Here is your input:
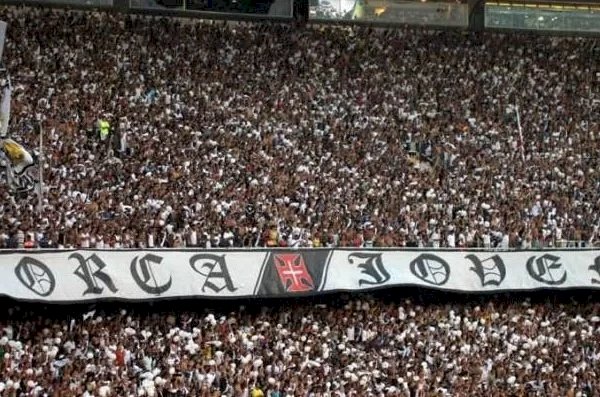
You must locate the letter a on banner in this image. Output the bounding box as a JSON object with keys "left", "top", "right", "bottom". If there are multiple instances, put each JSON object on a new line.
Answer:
{"left": 189, "top": 254, "right": 237, "bottom": 293}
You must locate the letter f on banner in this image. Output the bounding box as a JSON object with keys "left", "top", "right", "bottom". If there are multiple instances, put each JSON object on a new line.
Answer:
{"left": 71, "top": 253, "right": 118, "bottom": 295}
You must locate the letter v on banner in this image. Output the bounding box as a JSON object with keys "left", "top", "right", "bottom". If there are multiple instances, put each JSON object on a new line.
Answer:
{"left": 465, "top": 254, "right": 506, "bottom": 287}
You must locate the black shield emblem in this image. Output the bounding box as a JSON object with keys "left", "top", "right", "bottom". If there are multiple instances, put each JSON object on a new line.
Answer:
{"left": 14, "top": 257, "right": 56, "bottom": 297}
{"left": 409, "top": 254, "right": 450, "bottom": 286}
{"left": 348, "top": 253, "right": 391, "bottom": 287}
{"left": 130, "top": 254, "right": 172, "bottom": 295}
{"left": 254, "top": 250, "right": 332, "bottom": 296}
{"left": 526, "top": 254, "right": 567, "bottom": 285}
{"left": 465, "top": 254, "right": 506, "bottom": 287}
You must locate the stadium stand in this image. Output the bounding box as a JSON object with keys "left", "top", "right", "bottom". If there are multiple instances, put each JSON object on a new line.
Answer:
{"left": 0, "top": 8, "right": 598, "bottom": 249}
{"left": 0, "top": 6, "right": 599, "bottom": 397}
{"left": 1, "top": 290, "right": 600, "bottom": 396}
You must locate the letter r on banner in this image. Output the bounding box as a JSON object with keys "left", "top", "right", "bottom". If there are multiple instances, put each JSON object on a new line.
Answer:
{"left": 71, "top": 253, "right": 118, "bottom": 296}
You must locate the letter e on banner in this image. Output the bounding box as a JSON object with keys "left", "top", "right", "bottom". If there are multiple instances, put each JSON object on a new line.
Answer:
{"left": 526, "top": 254, "right": 566, "bottom": 285}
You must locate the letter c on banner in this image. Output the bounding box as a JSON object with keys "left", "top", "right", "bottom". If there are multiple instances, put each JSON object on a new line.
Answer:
{"left": 130, "top": 254, "right": 172, "bottom": 295}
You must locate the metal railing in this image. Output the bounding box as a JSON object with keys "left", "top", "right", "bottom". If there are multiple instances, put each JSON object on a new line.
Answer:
{"left": 0, "top": 241, "right": 594, "bottom": 251}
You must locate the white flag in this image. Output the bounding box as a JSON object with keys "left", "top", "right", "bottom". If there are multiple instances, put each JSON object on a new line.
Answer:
{"left": 0, "top": 21, "right": 6, "bottom": 63}
{"left": 82, "top": 309, "right": 96, "bottom": 322}
{"left": 0, "top": 84, "right": 11, "bottom": 138}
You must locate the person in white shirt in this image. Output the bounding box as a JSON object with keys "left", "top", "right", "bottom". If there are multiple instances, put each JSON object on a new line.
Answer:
{"left": 446, "top": 227, "right": 455, "bottom": 248}
{"left": 499, "top": 233, "right": 510, "bottom": 250}
{"left": 555, "top": 227, "right": 563, "bottom": 247}
{"left": 80, "top": 231, "right": 90, "bottom": 248}
{"left": 147, "top": 232, "right": 155, "bottom": 248}
{"left": 188, "top": 227, "right": 198, "bottom": 247}
{"left": 482, "top": 231, "right": 491, "bottom": 248}
{"left": 431, "top": 229, "right": 440, "bottom": 248}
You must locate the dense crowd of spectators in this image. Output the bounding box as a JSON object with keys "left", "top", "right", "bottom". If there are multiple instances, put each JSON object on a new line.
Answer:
{"left": 1, "top": 8, "right": 599, "bottom": 397}
{"left": 0, "top": 291, "right": 599, "bottom": 396}
{"left": 0, "top": 7, "right": 598, "bottom": 249}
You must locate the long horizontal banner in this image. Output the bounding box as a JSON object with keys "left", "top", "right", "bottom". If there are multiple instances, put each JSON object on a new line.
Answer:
{"left": 0, "top": 249, "right": 600, "bottom": 302}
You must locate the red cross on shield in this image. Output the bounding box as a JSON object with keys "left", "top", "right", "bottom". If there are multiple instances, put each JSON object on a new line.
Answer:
{"left": 274, "top": 253, "right": 315, "bottom": 292}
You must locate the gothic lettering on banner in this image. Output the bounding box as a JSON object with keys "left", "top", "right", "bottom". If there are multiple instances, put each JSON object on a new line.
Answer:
{"left": 348, "top": 252, "right": 391, "bottom": 287}
{"left": 130, "top": 253, "right": 173, "bottom": 295}
{"left": 465, "top": 254, "right": 506, "bottom": 287}
{"left": 71, "top": 253, "right": 118, "bottom": 295}
{"left": 14, "top": 256, "right": 56, "bottom": 297}
{"left": 589, "top": 256, "right": 600, "bottom": 285}
{"left": 3, "top": 249, "right": 600, "bottom": 302}
{"left": 525, "top": 254, "right": 567, "bottom": 285}
{"left": 409, "top": 253, "right": 450, "bottom": 286}
{"left": 189, "top": 254, "right": 237, "bottom": 293}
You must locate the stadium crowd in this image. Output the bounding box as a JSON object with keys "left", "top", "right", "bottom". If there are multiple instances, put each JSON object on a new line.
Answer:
{"left": 0, "top": 8, "right": 598, "bottom": 249}
{"left": 1, "top": 293, "right": 599, "bottom": 396}
{"left": 1, "top": 8, "right": 600, "bottom": 397}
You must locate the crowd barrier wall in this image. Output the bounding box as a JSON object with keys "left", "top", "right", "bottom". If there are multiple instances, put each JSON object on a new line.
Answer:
{"left": 1, "top": 248, "right": 599, "bottom": 302}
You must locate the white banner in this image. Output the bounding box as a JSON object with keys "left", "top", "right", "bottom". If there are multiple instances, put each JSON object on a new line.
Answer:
{"left": 0, "top": 250, "right": 268, "bottom": 302}
{"left": 324, "top": 250, "right": 600, "bottom": 292}
{"left": 0, "top": 249, "right": 599, "bottom": 302}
